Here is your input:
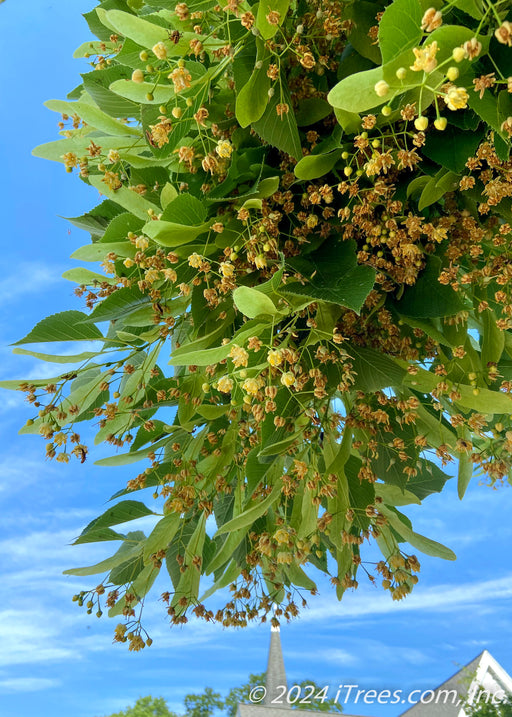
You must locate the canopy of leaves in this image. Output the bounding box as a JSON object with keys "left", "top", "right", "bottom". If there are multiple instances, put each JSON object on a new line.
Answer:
{"left": 6, "top": 0, "right": 512, "bottom": 647}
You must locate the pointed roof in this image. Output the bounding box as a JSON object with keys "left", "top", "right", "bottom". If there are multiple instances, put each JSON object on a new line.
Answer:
{"left": 400, "top": 650, "right": 512, "bottom": 717}
{"left": 264, "top": 627, "right": 289, "bottom": 708}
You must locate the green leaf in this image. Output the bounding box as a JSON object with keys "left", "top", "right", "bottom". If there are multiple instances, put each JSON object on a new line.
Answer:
{"left": 44, "top": 99, "right": 140, "bottom": 137}
{"left": 71, "top": 241, "right": 135, "bottom": 262}
{"left": 350, "top": 346, "right": 406, "bottom": 391}
{"left": 143, "top": 218, "right": 212, "bottom": 247}
{"left": 12, "top": 347, "right": 99, "bottom": 364}
{"left": 328, "top": 65, "right": 386, "bottom": 114}
{"left": 108, "top": 562, "right": 160, "bottom": 615}
{"left": 64, "top": 540, "right": 142, "bottom": 576}
{"left": 79, "top": 501, "right": 155, "bottom": 540}
{"left": 160, "top": 182, "right": 178, "bottom": 209}
{"left": 418, "top": 169, "right": 460, "bottom": 211}
{"left": 170, "top": 514, "right": 207, "bottom": 613}
{"left": 109, "top": 552, "right": 145, "bottom": 587}
{"left": 375, "top": 484, "right": 421, "bottom": 506}
{"left": 285, "top": 240, "right": 376, "bottom": 314}
{"left": 381, "top": 507, "right": 456, "bottom": 560}
{"left": 109, "top": 77, "right": 174, "bottom": 105}
{"left": 396, "top": 257, "right": 465, "bottom": 318}
{"left": 103, "top": 9, "right": 168, "bottom": 45}
{"left": 294, "top": 149, "right": 342, "bottom": 181}
{"left": 161, "top": 193, "right": 207, "bottom": 224}
{"left": 73, "top": 527, "right": 127, "bottom": 545}
{"left": 345, "top": 1, "right": 382, "bottom": 64}
{"left": 200, "top": 559, "right": 243, "bottom": 601}
{"left": 286, "top": 563, "right": 317, "bottom": 591}
{"left": 88, "top": 175, "right": 159, "bottom": 220}
{"left": 169, "top": 321, "right": 265, "bottom": 366}
{"left": 82, "top": 65, "right": 139, "bottom": 118}
{"left": 426, "top": 26, "right": 487, "bottom": 64}
{"left": 451, "top": 0, "right": 484, "bottom": 19}
{"left": 215, "top": 484, "right": 281, "bottom": 536}
{"left": 295, "top": 98, "right": 332, "bottom": 127}
{"left": 236, "top": 60, "right": 271, "bottom": 128}
{"left": 423, "top": 125, "right": 485, "bottom": 173}
{"left": 482, "top": 309, "right": 505, "bottom": 368}
{"left": 252, "top": 83, "right": 301, "bottom": 160}
{"left": 82, "top": 285, "right": 151, "bottom": 324}
{"left": 101, "top": 212, "right": 144, "bottom": 243}
{"left": 233, "top": 286, "right": 279, "bottom": 318}
{"left": 62, "top": 268, "right": 115, "bottom": 285}
{"left": 403, "top": 366, "right": 512, "bottom": 415}
{"left": 457, "top": 450, "right": 473, "bottom": 500}
{"left": 143, "top": 513, "right": 181, "bottom": 562}
{"left": 94, "top": 439, "right": 167, "bottom": 467}
{"left": 256, "top": 0, "right": 290, "bottom": 39}
{"left": 14, "top": 311, "right": 103, "bottom": 345}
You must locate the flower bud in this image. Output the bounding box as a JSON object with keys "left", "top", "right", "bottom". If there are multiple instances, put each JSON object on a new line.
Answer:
{"left": 434, "top": 117, "right": 447, "bottom": 131}
{"left": 395, "top": 67, "right": 407, "bottom": 80}
{"left": 414, "top": 115, "right": 428, "bottom": 131}
{"left": 381, "top": 105, "right": 392, "bottom": 116}
{"left": 452, "top": 46, "right": 465, "bottom": 62}
{"left": 374, "top": 80, "right": 390, "bottom": 97}
{"left": 446, "top": 66, "right": 459, "bottom": 81}
{"left": 131, "top": 69, "right": 144, "bottom": 83}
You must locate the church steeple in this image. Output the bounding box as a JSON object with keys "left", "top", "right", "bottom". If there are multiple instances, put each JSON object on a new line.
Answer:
{"left": 264, "top": 626, "right": 290, "bottom": 708}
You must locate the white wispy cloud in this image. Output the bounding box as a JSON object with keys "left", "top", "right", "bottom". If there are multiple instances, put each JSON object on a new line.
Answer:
{"left": 301, "top": 575, "right": 512, "bottom": 623}
{"left": 0, "top": 263, "right": 63, "bottom": 305}
{"left": 0, "top": 677, "right": 61, "bottom": 693}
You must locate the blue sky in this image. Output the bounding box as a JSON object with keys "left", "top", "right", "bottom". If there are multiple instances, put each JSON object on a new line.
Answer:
{"left": 1, "top": 2, "right": 512, "bottom": 717}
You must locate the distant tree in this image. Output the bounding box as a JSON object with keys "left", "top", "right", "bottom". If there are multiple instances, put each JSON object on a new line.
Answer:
{"left": 464, "top": 693, "right": 512, "bottom": 717}
{"left": 105, "top": 695, "right": 178, "bottom": 717}
{"left": 183, "top": 688, "right": 224, "bottom": 717}
{"left": 223, "top": 673, "right": 266, "bottom": 717}
{"left": 101, "top": 675, "right": 343, "bottom": 717}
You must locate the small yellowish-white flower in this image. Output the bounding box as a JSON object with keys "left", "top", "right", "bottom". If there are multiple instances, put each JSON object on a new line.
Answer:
{"left": 169, "top": 66, "right": 192, "bottom": 92}
{"left": 463, "top": 37, "right": 482, "bottom": 59}
{"left": 501, "top": 117, "right": 512, "bottom": 137}
{"left": 107, "top": 149, "right": 120, "bottom": 163}
{"left": 219, "top": 261, "right": 235, "bottom": 278}
{"left": 445, "top": 85, "right": 469, "bottom": 111}
{"left": 421, "top": 7, "right": 442, "bottom": 32}
{"left": 123, "top": 257, "right": 135, "bottom": 268}
{"left": 280, "top": 371, "right": 295, "bottom": 388}
{"left": 188, "top": 252, "right": 203, "bottom": 268}
{"left": 152, "top": 42, "right": 168, "bottom": 60}
{"left": 215, "top": 139, "right": 233, "bottom": 158}
{"left": 254, "top": 254, "right": 267, "bottom": 269}
{"left": 163, "top": 268, "right": 177, "bottom": 282}
{"left": 242, "top": 377, "right": 262, "bottom": 396}
{"left": 495, "top": 21, "right": 512, "bottom": 46}
{"left": 374, "top": 80, "right": 390, "bottom": 97}
{"left": 217, "top": 376, "right": 234, "bottom": 394}
{"left": 267, "top": 349, "right": 283, "bottom": 367}
{"left": 229, "top": 344, "right": 249, "bottom": 368}
{"left": 410, "top": 41, "right": 438, "bottom": 73}
{"left": 276, "top": 551, "right": 293, "bottom": 565}
{"left": 135, "top": 236, "right": 149, "bottom": 250}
